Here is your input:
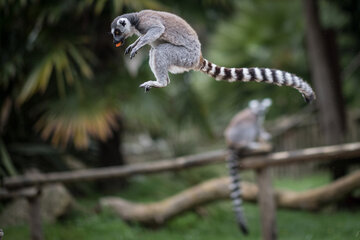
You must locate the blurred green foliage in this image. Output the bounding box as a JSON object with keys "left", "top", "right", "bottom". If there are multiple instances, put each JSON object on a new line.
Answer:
{"left": 0, "top": 0, "right": 231, "bottom": 174}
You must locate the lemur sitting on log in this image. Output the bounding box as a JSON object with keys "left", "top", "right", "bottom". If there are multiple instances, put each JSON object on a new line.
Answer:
{"left": 110, "top": 10, "right": 315, "bottom": 102}
{"left": 224, "top": 98, "right": 272, "bottom": 235}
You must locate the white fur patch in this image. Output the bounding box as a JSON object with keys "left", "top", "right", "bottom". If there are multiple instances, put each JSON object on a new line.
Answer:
{"left": 169, "top": 65, "right": 190, "bottom": 74}
{"left": 242, "top": 68, "right": 251, "bottom": 82}
{"left": 117, "top": 18, "right": 131, "bottom": 33}
{"left": 276, "top": 70, "right": 284, "bottom": 85}
{"left": 293, "top": 76, "right": 301, "bottom": 87}
{"left": 233, "top": 199, "right": 243, "bottom": 206}
{"left": 254, "top": 68, "right": 263, "bottom": 82}
{"left": 285, "top": 72, "right": 293, "bottom": 86}
{"left": 218, "top": 67, "right": 225, "bottom": 79}
{"left": 202, "top": 59, "right": 208, "bottom": 71}
{"left": 230, "top": 68, "right": 237, "bottom": 82}
{"left": 265, "top": 68, "right": 273, "bottom": 83}
{"left": 228, "top": 183, "right": 238, "bottom": 191}
{"left": 210, "top": 64, "right": 216, "bottom": 76}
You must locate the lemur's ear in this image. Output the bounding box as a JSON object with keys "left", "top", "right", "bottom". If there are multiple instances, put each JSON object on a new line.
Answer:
{"left": 249, "top": 100, "right": 259, "bottom": 109}
{"left": 262, "top": 98, "right": 272, "bottom": 108}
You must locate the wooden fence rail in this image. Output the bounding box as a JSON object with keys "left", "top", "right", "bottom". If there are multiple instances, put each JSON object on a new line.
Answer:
{"left": 3, "top": 142, "right": 360, "bottom": 190}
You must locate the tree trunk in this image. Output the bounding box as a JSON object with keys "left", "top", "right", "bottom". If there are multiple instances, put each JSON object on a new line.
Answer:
{"left": 302, "top": 0, "right": 347, "bottom": 179}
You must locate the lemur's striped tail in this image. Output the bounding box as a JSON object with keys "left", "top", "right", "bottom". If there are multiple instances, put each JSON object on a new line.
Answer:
{"left": 227, "top": 151, "right": 249, "bottom": 235}
{"left": 199, "top": 58, "right": 316, "bottom": 103}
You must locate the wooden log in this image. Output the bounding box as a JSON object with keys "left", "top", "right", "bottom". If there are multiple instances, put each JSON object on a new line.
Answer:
{"left": 0, "top": 187, "right": 37, "bottom": 200}
{"left": 239, "top": 142, "right": 360, "bottom": 169}
{"left": 99, "top": 170, "right": 360, "bottom": 225}
{"left": 256, "top": 168, "right": 277, "bottom": 240}
{"left": 3, "top": 150, "right": 227, "bottom": 189}
{"left": 99, "top": 177, "right": 255, "bottom": 224}
{"left": 4, "top": 142, "right": 360, "bottom": 189}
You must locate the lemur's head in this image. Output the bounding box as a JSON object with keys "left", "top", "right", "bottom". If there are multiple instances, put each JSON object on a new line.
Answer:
{"left": 248, "top": 98, "right": 272, "bottom": 115}
{"left": 110, "top": 14, "right": 138, "bottom": 48}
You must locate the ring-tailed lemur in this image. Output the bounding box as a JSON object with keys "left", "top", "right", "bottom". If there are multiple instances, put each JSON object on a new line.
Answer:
{"left": 110, "top": 10, "right": 315, "bottom": 101}
{"left": 224, "top": 98, "right": 272, "bottom": 235}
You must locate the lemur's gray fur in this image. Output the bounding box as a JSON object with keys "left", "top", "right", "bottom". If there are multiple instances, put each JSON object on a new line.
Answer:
{"left": 224, "top": 98, "right": 272, "bottom": 235}
{"left": 111, "top": 10, "right": 316, "bottom": 101}
{"left": 225, "top": 98, "right": 272, "bottom": 149}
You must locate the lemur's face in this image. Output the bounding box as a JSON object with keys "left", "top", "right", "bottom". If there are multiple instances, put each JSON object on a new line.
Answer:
{"left": 110, "top": 17, "right": 131, "bottom": 47}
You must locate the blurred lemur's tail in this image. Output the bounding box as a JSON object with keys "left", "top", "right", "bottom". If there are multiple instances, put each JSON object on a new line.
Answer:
{"left": 227, "top": 150, "right": 249, "bottom": 235}
{"left": 199, "top": 58, "right": 316, "bottom": 103}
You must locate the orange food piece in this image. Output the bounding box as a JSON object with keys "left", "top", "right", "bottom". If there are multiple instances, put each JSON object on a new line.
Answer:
{"left": 116, "top": 42, "right": 122, "bottom": 47}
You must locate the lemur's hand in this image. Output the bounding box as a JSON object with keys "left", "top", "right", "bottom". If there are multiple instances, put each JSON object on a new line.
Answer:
{"left": 125, "top": 43, "right": 138, "bottom": 56}
{"left": 130, "top": 48, "right": 138, "bottom": 59}
{"left": 124, "top": 43, "right": 138, "bottom": 59}
{"left": 124, "top": 46, "right": 132, "bottom": 55}
{"left": 124, "top": 44, "right": 134, "bottom": 55}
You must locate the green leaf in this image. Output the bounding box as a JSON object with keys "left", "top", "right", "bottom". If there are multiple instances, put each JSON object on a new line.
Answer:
{"left": 95, "top": 0, "right": 107, "bottom": 15}
{"left": 0, "top": 139, "right": 18, "bottom": 176}
{"left": 67, "top": 44, "right": 93, "bottom": 79}
{"left": 17, "top": 56, "right": 53, "bottom": 104}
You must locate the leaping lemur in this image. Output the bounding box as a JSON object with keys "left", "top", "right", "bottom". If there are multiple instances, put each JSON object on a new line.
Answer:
{"left": 224, "top": 98, "right": 272, "bottom": 235}
{"left": 110, "top": 10, "right": 316, "bottom": 101}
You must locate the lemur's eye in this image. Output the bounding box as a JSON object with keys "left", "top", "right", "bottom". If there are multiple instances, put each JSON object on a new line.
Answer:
{"left": 114, "top": 29, "right": 121, "bottom": 36}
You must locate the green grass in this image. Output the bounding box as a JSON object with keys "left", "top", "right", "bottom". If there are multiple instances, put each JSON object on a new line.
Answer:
{"left": 274, "top": 172, "right": 331, "bottom": 191}
{"left": 3, "top": 167, "right": 360, "bottom": 240}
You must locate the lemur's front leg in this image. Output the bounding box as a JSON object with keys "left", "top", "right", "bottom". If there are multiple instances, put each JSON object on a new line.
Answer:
{"left": 126, "top": 25, "right": 165, "bottom": 59}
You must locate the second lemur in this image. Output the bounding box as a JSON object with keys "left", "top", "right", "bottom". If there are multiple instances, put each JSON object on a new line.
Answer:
{"left": 110, "top": 10, "right": 316, "bottom": 101}
{"left": 224, "top": 98, "right": 272, "bottom": 235}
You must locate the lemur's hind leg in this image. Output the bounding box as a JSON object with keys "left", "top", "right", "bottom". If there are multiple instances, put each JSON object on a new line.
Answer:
{"left": 140, "top": 43, "right": 200, "bottom": 92}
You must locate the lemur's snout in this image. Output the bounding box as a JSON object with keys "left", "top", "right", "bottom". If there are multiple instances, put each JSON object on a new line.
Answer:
{"left": 113, "top": 37, "right": 125, "bottom": 47}
{"left": 113, "top": 37, "right": 124, "bottom": 47}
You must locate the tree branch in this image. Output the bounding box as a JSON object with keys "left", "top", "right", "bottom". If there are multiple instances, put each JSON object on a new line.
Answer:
{"left": 99, "top": 170, "right": 360, "bottom": 225}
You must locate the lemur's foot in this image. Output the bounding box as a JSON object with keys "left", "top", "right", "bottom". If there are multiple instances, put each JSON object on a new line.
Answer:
{"left": 139, "top": 82, "right": 152, "bottom": 92}
{"left": 139, "top": 81, "right": 167, "bottom": 92}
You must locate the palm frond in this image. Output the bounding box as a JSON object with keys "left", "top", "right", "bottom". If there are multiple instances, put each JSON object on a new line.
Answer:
{"left": 80, "top": 0, "right": 165, "bottom": 15}
{"left": 17, "top": 55, "right": 54, "bottom": 104}
{"left": 35, "top": 95, "right": 120, "bottom": 149}
{"left": 0, "top": 139, "right": 18, "bottom": 176}
{"left": 17, "top": 42, "right": 94, "bottom": 104}
{"left": 67, "top": 44, "right": 94, "bottom": 79}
